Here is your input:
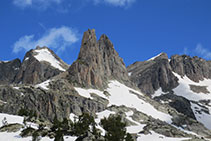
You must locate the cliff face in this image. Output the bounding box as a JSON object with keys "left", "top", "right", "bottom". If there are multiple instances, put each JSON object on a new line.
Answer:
{"left": 0, "top": 59, "right": 21, "bottom": 84}
{"left": 68, "top": 29, "right": 130, "bottom": 89}
{"left": 127, "top": 53, "right": 179, "bottom": 94}
{"left": 170, "top": 55, "right": 211, "bottom": 82}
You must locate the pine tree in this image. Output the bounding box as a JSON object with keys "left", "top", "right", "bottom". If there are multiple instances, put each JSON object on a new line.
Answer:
{"left": 101, "top": 115, "right": 132, "bottom": 141}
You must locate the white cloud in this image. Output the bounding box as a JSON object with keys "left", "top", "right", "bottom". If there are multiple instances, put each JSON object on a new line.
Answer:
{"left": 13, "top": 0, "right": 136, "bottom": 10}
{"left": 13, "top": 0, "right": 32, "bottom": 8}
{"left": 13, "top": 0, "right": 62, "bottom": 9}
{"left": 13, "top": 26, "right": 79, "bottom": 53}
{"left": 194, "top": 44, "right": 211, "bottom": 59}
{"left": 93, "top": 0, "right": 136, "bottom": 7}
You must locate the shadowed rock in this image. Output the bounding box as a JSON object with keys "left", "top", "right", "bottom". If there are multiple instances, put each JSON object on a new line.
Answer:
{"left": 0, "top": 59, "right": 21, "bottom": 84}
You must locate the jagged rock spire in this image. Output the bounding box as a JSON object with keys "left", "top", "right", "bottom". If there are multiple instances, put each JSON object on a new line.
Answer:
{"left": 68, "top": 29, "right": 130, "bottom": 89}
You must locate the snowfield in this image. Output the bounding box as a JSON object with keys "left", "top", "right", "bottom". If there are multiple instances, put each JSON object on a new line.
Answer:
{"left": 173, "top": 72, "right": 211, "bottom": 101}
{"left": 107, "top": 81, "right": 173, "bottom": 123}
{"left": 34, "top": 48, "right": 65, "bottom": 71}
{"left": 75, "top": 80, "right": 173, "bottom": 124}
{"left": 155, "top": 72, "right": 211, "bottom": 130}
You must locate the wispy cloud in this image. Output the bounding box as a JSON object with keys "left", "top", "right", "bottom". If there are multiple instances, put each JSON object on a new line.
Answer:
{"left": 13, "top": 0, "right": 63, "bottom": 10}
{"left": 194, "top": 44, "right": 211, "bottom": 59}
{"left": 13, "top": 26, "right": 79, "bottom": 54}
{"left": 13, "top": 0, "right": 136, "bottom": 10}
{"left": 93, "top": 0, "right": 136, "bottom": 7}
{"left": 182, "top": 47, "right": 188, "bottom": 55}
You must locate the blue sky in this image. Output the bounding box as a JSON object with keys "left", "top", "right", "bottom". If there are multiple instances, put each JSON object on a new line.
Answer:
{"left": 1, "top": 0, "right": 211, "bottom": 66}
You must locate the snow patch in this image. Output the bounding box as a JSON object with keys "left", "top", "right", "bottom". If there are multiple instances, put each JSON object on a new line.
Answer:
{"left": 95, "top": 110, "right": 115, "bottom": 136}
{"left": 34, "top": 48, "right": 65, "bottom": 71}
{"left": 13, "top": 87, "right": 20, "bottom": 90}
{"left": 35, "top": 80, "right": 51, "bottom": 90}
{"left": 152, "top": 88, "right": 167, "bottom": 98}
{"left": 147, "top": 53, "right": 163, "bottom": 61}
{"left": 125, "top": 111, "right": 146, "bottom": 134}
{"left": 74, "top": 87, "right": 108, "bottom": 100}
{"left": 69, "top": 113, "right": 77, "bottom": 122}
{"left": 173, "top": 72, "right": 211, "bottom": 101}
{"left": 24, "top": 57, "right": 29, "bottom": 61}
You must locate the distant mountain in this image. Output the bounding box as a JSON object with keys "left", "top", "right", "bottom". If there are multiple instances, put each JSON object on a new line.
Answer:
{"left": 0, "top": 29, "right": 211, "bottom": 141}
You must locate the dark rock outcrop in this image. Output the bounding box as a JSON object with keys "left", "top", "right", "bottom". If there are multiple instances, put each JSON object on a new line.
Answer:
{"left": 127, "top": 53, "right": 178, "bottom": 95}
{"left": 0, "top": 59, "right": 21, "bottom": 84}
{"left": 68, "top": 29, "right": 130, "bottom": 89}
{"left": 14, "top": 46, "right": 68, "bottom": 84}
{"left": 154, "top": 93, "right": 196, "bottom": 120}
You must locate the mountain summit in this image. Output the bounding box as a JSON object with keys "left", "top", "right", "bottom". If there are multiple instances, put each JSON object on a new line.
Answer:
{"left": 68, "top": 29, "right": 130, "bottom": 89}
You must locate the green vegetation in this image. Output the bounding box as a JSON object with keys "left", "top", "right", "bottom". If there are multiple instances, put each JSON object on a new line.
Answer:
{"left": 19, "top": 112, "right": 133, "bottom": 141}
{"left": 20, "top": 127, "right": 36, "bottom": 137}
{"left": 18, "top": 108, "right": 37, "bottom": 119}
{"left": 72, "top": 113, "right": 95, "bottom": 136}
{"left": 100, "top": 115, "right": 133, "bottom": 141}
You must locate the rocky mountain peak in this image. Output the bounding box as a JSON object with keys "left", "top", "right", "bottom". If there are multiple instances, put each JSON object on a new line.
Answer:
{"left": 128, "top": 52, "right": 179, "bottom": 94}
{"left": 68, "top": 29, "right": 130, "bottom": 89}
{"left": 14, "top": 46, "right": 68, "bottom": 84}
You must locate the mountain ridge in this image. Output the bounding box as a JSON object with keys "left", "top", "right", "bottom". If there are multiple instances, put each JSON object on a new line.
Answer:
{"left": 0, "top": 29, "right": 211, "bottom": 140}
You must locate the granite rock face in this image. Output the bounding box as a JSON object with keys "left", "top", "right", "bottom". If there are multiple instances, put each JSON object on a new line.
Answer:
{"left": 127, "top": 53, "right": 179, "bottom": 94}
{"left": 0, "top": 59, "right": 21, "bottom": 84}
{"left": 0, "top": 83, "right": 107, "bottom": 121}
{"left": 128, "top": 53, "right": 211, "bottom": 95}
{"left": 170, "top": 55, "right": 211, "bottom": 82}
{"left": 14, "top": 46, "right": 68, "bottom": 84}
{"left": 68, "top": 29, "right": 130, "bottom": 89}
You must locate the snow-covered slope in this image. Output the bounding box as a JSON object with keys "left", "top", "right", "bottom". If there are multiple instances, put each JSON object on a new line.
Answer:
{"left": 34, "top": 48, "right": 66, "bottom": 71}
{"left": 172, "top": 72, "right": 211, "bottom": 130}
{"left": 152, "top": 71, "right": 211, "bottom": 131}
{"left": 73, "top": 80, "right": 203, "bottom": 140}
{"left": 75, "top": 80, "right": 173, "bottom": 124}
